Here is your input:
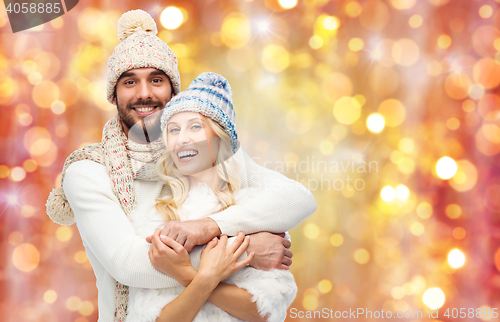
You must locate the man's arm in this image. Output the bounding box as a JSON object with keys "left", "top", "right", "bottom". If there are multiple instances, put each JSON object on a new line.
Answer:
{"left": 208, "top": 149, "right": 317, "bottom": 235}
{"left": 63, "top": 160, "right": 180, "bottom": 289}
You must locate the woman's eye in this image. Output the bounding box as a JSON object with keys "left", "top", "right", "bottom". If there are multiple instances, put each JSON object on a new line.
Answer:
{"left": 191, "top": 125, "right": 202, "bottom": 130}
{"left": 169, "top": 128, "right": 179, "bottom": 133}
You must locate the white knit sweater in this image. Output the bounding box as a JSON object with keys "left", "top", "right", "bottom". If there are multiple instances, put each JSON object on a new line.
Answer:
{"left": 63, "top": 150, "right": 316, "bottom": 322}
{"left": 125, "top": 183, "right": 297, "bottom": 322}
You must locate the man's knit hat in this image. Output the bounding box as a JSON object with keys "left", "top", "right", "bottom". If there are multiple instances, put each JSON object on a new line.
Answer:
{"left": 160, "top": 72, "right": 238, "bottom": 151}
{"left": 106, "top": 9, "right": 181, "bottom": 104}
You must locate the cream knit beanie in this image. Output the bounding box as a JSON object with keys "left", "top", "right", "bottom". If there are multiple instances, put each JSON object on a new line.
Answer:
{"left": 106, "top": 9, "right": 181, "bottom": 104}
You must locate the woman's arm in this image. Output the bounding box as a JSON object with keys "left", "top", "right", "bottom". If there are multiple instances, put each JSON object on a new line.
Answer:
{"left": 154, "top": 233, "right": 254, "bottom": 322}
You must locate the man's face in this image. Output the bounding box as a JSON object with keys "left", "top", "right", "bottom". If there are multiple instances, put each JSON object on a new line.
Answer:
{"left": 113, "top": 67, "right": 173, "bottom": 141}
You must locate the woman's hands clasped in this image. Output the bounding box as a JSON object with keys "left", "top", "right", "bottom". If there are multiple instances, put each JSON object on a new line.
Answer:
{"left": 198, "top": 232, "right": 254, "bottom": 286}
{"left": 149, "top": 229, "right": 197, "bottom": 287}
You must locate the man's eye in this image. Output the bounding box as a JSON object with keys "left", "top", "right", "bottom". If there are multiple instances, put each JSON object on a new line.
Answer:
{"left": 152, "top": 79, "right": 162, "bottom": 83}
{"left": 124, "top": 80, "right": 135, "bottom": 85}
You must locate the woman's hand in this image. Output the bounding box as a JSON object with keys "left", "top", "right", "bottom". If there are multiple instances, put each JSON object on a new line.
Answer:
{"left": 198, "top": 232, "right": 254, "bottom": 285}
{"left": 148, "top": 229, "right": 197, "bottom": 287}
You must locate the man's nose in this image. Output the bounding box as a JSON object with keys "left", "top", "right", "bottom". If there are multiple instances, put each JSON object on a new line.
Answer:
{"left": 136, "top": 81, "right": 153, "bottom": 100}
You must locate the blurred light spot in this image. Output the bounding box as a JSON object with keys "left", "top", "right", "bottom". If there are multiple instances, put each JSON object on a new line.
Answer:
{"left": 309, "top": 35, "right": 324, "bottom": 49}
{"left": 79, "top": 301, "right": 94, "bottom": 316}
{"left": 390, "top": 150, "right": 405, "bottom": 164}
{"left": 469, "top": 84, "right": 485, "bottom": 100}
{"left": 302, "top": 289, "right": 318, "bottom": 310}
{"left": 278, "top": 0, "right": 298, "bottom": 9}
{"left": 381, "top": 186, "right": 396, "bottom": 202}
{"left": 409, "top": 14, "right": 422, "bottom": 28}
{"left": 158, "top": 30, "right": 173, "bottom": 43}
{"left": 496, "top": 248, "right": 500, "bottom": 272}
{"left": 450, "top": 160, "right": 478, "bottom": 192}
{"left": 448, "top": 248, "right": 466, "bottom": 268}
{"left": 422, "top": 287, "right": 445, "bottom": 310}
{"left": 286, "top": 109, "right": 314, "bottom": 134}
{"left": 18, "top": 113, "right": 33, "bottom": 126}
{"left": 318, "top": 279, "right": 333, "bottom": 293}
{"left": 445, "top": 73, "right": 472, "bottom": 100}
{"left": 477, "top": 94, "right": 500, "bottom": 122}
{"left": 495, "top": 38, "right": 500, "bottom": 51}
{"left": 51, "top": 100, "right": 66, "bottom": 115}
{"left": 8, "top": 231, "right": 24, "bottom": 246}
{"left": 366, "top": 113, "right": 385, "bottom": 133}
{"left": 473, "top": 58, "right": 500, "bottom": 89}
{"left": 353, "top": 248, "right": 370, "bottom": 264}
{"left": 333, "top": 96, "right": 361, "bottom": 125}
{"left": 303, "top": 223, "right": 320, "bottom": 239}
{"left": 392, "top": 38, "right": 420, "bottom": 66}
{"left": 437, "top": 34, "right": 452, "bottom": 49}
{"left": 28, "top": 72, "right": 43, "bottom": 85}
{"left": 345, "top": 1, "right": 362, "bottom": 17}
{"left": 446, "top": 117, "right": 460, "bottom": 131}
{"left": 56, "top": 226, "right": 73, "bottom": 242}
{"left": 0, "top": 165, "right": 9, "bottom": 178}
{"left": 262, "top": 45, "right": 290, "bottom": 72}
{"left": 398, "top": 138, "right": 414, "bottom": 153}
{"left": 427, "top": 61, "right": 442, "bottom": 76}
{"left": 391, "top": 286, "right": 405, "bottom": 299}
{"left": 12, "top": 243, "right": 40, "bottom": 272}
{"left": 160, "top": 7, "right": 183, "bottom": 30}
{"left": 462, "top": 100, "right": 475, "bottom": 112}
{"left": 359, "top": 1, "right": 389, "bottom": 31}
{"left": 378, "top": 99, "right": 405, "bottom": 127}
{"left": 44, "top": 290, "right": 57, "bottom": 304}
{"left": 50, "top": 17, "right": 63, "bottom": 29}
{"left": 75, "top": 318, "right": 89, "bottom": 322}
{"left": 403, "top": 282, "right": 415, "bottom": 295}
{"left": 22, "top": 60, "right": 37, "bottom": 74}
{"left": 479, "top": 5, "right": 493, "bottom": 18}
{"left": 330, "top": 233, "right": 344, "bottom": 247}
{"left": 482, "top": 124, "right": 500, "bottom": 144}
{"left": 436, "top": 156, "right": 457, "bottom": 180}
{"left": 21, "top": 205, "right": 35, "bottom": 218}
{"left": 319, "top": 140, "right": 335, "bottom": 155}
{"left": 30, "top": 138, "right": 52, "bottom": 156}
{"left": 221, "top": 13, "right": 251, "bottom": 48}
{"left": 32, "top": 80, "right": 59, "bottom": 108}
{"left": 6, "top": 194, "right": 17, "bottom": 205}
{"left": 472, "top": 25, "right": 499, "bottom": 57}
{"left": 389, "top": 0, "right": 416, "bottom": 9}
{"left": 56, "top": 124, "right": 69, "bottom": 138}
{"left": 66, "top": 296, "right": 82, "bottom": 311}
{"left": 445, "top": 204, "right": 462, "bottom": 219}
{"left": 23, "top": 159, "right": 37, "bottom": 172}
{"left": 74, "top": 251, "right": 88, "bottom": 264}
{"left": 410, "top": 222, "right": 424, "bottom": 236}
{"left": 452, "top": 227, "right": 466, "bottom": 240}
{"left": 10, "top": 167, "right": 26, "bottom": 182}
{"left": 322, "top": 16, "right": 340, "bottom": 30}
{"left": 348, "top": 37, "right": 364, "bottom": 52}
{"left": 395, "top": 184, "right": 410, "bottom": 200}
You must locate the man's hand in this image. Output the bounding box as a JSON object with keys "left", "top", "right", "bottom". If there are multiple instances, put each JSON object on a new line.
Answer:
{"left": 247, "top": 232, "right": 292, "bottom": 270}
{"left": 146, "top": 218, "right": 221, "bottom": 252}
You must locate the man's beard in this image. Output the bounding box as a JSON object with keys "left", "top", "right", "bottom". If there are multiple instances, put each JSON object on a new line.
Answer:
{"left": 118, "top": 98, "right": 164, "bottom": 143}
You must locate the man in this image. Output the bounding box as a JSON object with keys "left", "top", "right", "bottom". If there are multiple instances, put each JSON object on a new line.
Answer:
{"left": 46, "top": 9, "right": 316, "bottom": 321}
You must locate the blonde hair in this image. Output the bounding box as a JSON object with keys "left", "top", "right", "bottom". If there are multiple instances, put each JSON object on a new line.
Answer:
{"left": 154, "top": 115, "right": 240, "bottom": 222}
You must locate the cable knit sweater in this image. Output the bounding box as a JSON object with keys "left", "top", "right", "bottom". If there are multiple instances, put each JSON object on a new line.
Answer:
{"left": 126, "top": 183, "right": 297, "bottom": 322}
{"left": 63, "top": 150, "right": 316, "bottom": 322}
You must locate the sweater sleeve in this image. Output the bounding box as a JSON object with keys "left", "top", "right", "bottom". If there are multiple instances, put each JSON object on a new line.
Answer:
{"left": 208, "top": 149, "right": 317, "bottom": 236}
{"left": 63, "top": 160, "right": 183, "bottom": 289}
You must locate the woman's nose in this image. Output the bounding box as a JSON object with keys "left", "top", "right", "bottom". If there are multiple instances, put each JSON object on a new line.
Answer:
{"left": 178, "top": 128, "right": 193, "bottom": 145}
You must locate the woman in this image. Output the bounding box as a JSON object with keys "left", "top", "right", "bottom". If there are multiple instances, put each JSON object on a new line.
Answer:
{"left": 125, "top": 73, "right": 298, "bottom": 322}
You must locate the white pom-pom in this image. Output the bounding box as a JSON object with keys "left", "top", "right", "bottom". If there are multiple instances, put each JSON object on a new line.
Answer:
{"left": 118, "top": 9, "right": 158, "bottom": 42}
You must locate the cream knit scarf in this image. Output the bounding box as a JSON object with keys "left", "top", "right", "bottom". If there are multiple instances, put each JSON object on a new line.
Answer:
{"left": 46, "top": 114, "right": 164, "bottom": 322}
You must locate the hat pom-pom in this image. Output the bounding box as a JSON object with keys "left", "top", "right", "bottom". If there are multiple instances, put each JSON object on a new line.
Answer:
{"left": 46, "top": 187, "right": 75, "bottom": 225}
{"left": 118, "top": 9, "right": 158, "bottom": 42}
{"left": 192, "top": 72, "right": 233, "bottom": 97}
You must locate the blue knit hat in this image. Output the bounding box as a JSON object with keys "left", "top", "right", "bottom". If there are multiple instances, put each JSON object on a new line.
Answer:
{"left": 160, "top": 72, "right": 238, "bottom": 151}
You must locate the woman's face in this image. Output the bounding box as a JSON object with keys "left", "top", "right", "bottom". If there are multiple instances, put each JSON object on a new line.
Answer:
{"left": 166, "top": 112, "right": 219, "bottom": 177}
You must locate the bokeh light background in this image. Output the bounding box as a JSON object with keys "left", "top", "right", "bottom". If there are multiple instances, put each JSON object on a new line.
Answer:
{"left": 1, "top": 0, "right": 500, "bottom": 321}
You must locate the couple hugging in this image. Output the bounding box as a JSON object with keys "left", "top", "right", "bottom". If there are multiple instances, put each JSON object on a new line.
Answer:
{"left": 46, "top": 9, "right": 316, "bottom": 322}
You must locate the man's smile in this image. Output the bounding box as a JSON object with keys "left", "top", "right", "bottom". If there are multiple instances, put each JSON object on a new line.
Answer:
{"left": 133, "top": 105, "right": 158, "bottom": 116}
